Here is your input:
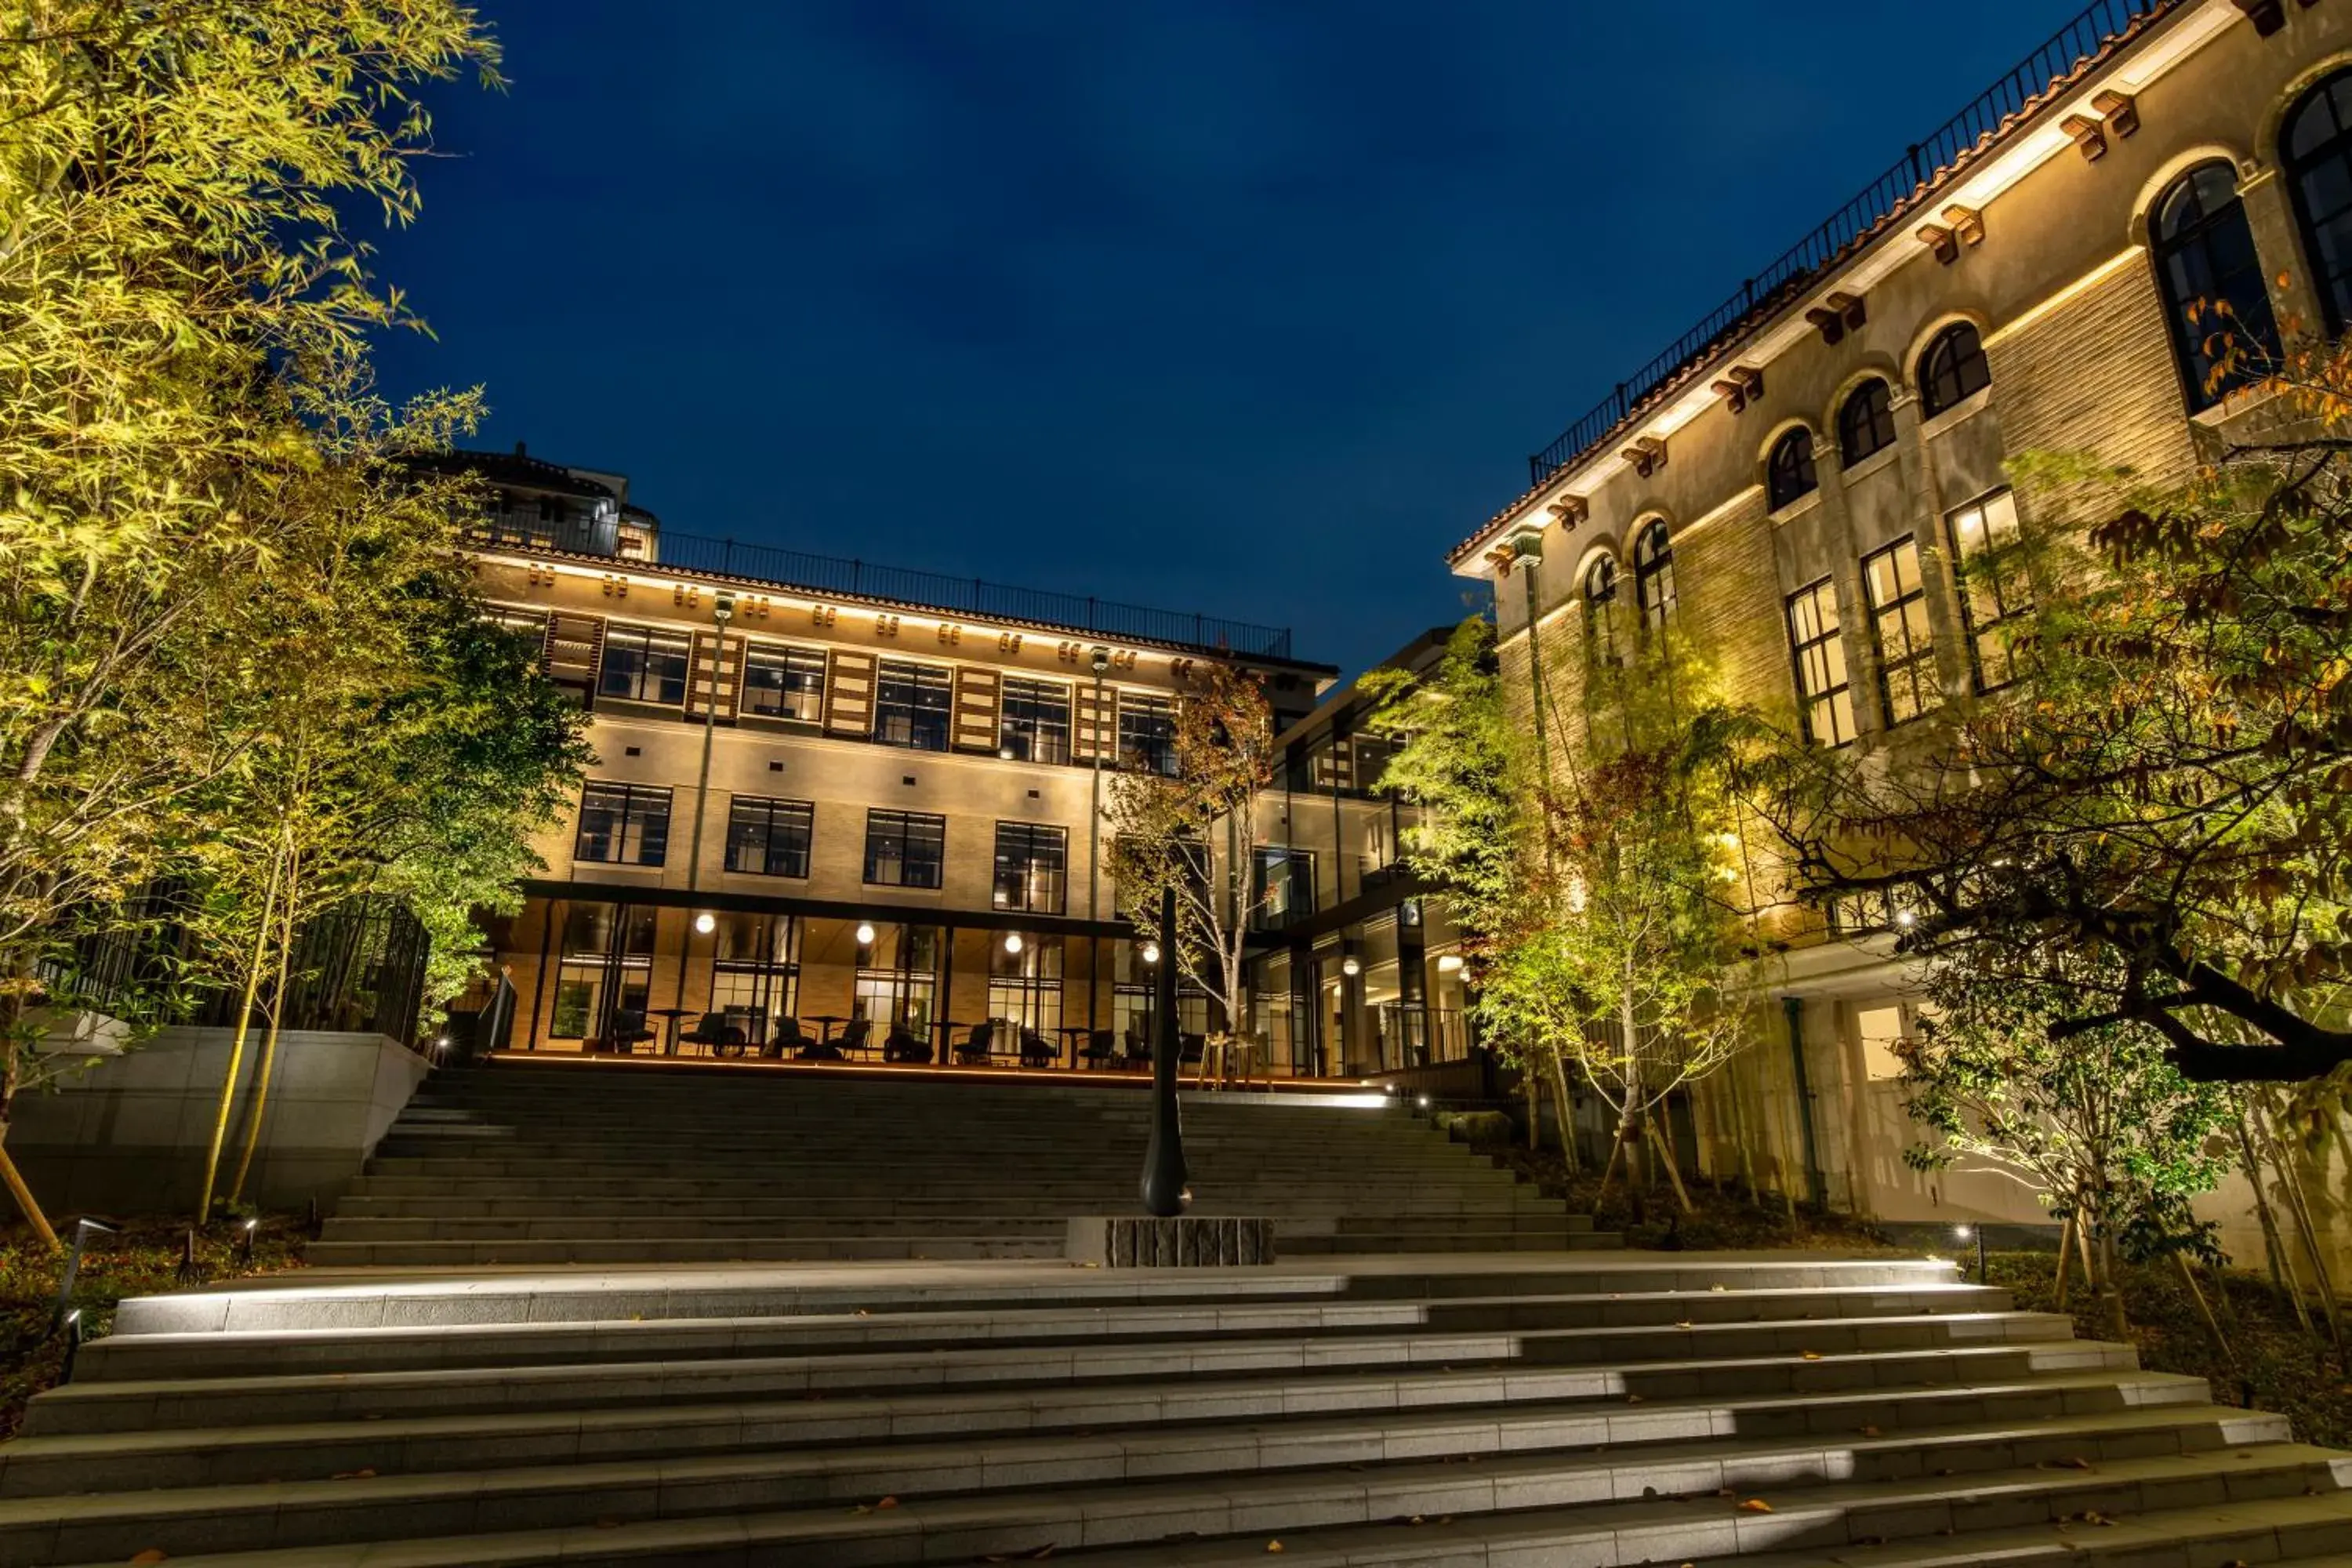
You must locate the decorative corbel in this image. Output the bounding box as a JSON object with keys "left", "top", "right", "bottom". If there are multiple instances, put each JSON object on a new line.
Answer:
{"left": 1916, "top": 223, "right": 1959, "bottom": 266}
{"left": 1712, "top": 365, "right": 1766, "bottom": 412}
{"left": 1621, "top": 437, "right": 1668, "bottom": 479}
{"left": 2061, "top": 114, "right": 2108, "bottom": 162}
{"left": 2232, "top": 0, "right": 2286, "bottom": 35}
{"left": 1943, "top": 205, "right": 1986, "bottom": 248}
{"left": 1805, "top": 292, "right": 1867, "bottom": 345}
{"left": 2091, "top": 90, "right": 2140, "bottom": 139}
{"left": 1545, "top": 494, "right": 1589, "bottom": 528}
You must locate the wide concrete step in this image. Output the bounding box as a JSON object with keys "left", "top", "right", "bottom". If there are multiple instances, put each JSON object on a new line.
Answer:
{"left": 328, "top": 1193, "right": 1574, "bottom": 1221}
{"left": 299, "top": 1234, "right": 1076, "bottom": 1266}
{"left": 0, "top": 1362, "right": 2199, "bottom": 1497}
{"left": 0, "top": 1402, "right": 2296, "bottom": 1563}
{"left": 341, "top": 1173, "right": 1534, "bottom": 1202}
{"left": 25, "top": 1436, "right": 2344, "bottom": 1567}
{"left": 73, "top": 1284, "right": 2013, "bottom": 1382}
{"left": 24, "top": 1314, "right": 2091, "bottom": 1436}
{"left": 114, "top": 1257, "right": 1978, "bottom": 1335}
{"left": 315, "top": 1210, "right": 1577, "bottom": 1243}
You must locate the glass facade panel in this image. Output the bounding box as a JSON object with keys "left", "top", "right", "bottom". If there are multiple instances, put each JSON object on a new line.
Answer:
{"left": 740, "top": 644, "right": 827, "bottom": 722}
{"left": 873, "top": 659, "right": 952, "bottom": 750}
{"left": 575, "top": 783, "right": 670, "bottom": 866}
{"left": 863, "top": 809, "right": 946, "bottom": 889}
{"left": 1862, "top": 537, "right": 1942, "bottom": 725}
{"left": 597, "top": 624, "right": 692, "bottom": 706}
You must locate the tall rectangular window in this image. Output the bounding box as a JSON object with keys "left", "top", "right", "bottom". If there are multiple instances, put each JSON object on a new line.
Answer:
{"left": 740, "top": 644, "right": 827, "bottom": 722}
{"left": 1862, "top": 537, "right": 1942, "bottom": 726}
{"left": 989, "top": 935, "right": 1064, "bottom": 1039}
{"left": 864, "top": 809, "right": 946, "bottom": 889}
{"left": 1947, "top": 489, "right": 2031, "bottom": 693}
{"left": 992, "top": 822, "right": 1068, "bottom": 913}
{"left": 724, "top": 797, "right": 814, "bottom": 878}
{"left": 597, "top": 623, "right": 692, "bottom": 706}
{"left": 1252, "top": 846, "right": 1317, "bottom": 929}
{"left": 873, "top": 659, "right": 952, "bottom": 750}
{"left": 575, "top": 783, "right": 671, "bottom": 867}
{"left": 999, "top": 677, "right": 1072, "bottom": 764}
{"left": 1786, "top": 579, "right": 1856, "bottom": 748}
{"left": 1118, "top": 692, "right": 1178, "bottom": 775}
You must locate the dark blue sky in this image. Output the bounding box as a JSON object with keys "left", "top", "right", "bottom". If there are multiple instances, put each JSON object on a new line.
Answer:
{"left": 373, "top": 0, "right": 2087, "bottom": 677}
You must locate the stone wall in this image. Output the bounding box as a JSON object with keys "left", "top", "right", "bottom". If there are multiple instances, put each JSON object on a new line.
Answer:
{"left": 9, "top": 1028, "right": 433, "bottom": 1215}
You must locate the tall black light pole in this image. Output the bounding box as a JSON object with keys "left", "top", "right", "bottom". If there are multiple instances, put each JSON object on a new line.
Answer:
{"left": 1140, "top": 885, "right": 1190, "bottom": 1216}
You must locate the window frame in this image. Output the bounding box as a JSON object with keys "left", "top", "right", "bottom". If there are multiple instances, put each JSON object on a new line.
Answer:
{"left": 1916, "top": 322, "right": 1991, "bottom": 418}
{"left": 2284, "top": 71, "right": 2352, "bottom": 338}
{"left": 575, "top": 782, "right": 673, "bottom": 867}
{"left": 739, "top": 642, "right": 828, "bottom": 724}
{"left": 2151, "top": 160, "right": 2281, "bottom": 412}
{"left": 872, "top": 659, "right": 953, "bottom": 751}
{"left": 596, "top": 622, "right": 693, "bottom": 707}
{"left": 1116, "top": 691, "right": 1178, "bottom": 776}
{"left": 991, "top": 820, "right": 1069, "bottom": 914}
{"left": 1633, "top": 520, "right": 1675, "bottom": 632}
{"left": 1785, "top": 578, "right": 1856, "bottom": 749}
{"left": 1860, "top": 535, "right": 1943, "bottom": 726}
{"left": 722, "top": 795, "right": 815, "bottom": 879}
{"left": 999, "top": 676, "right": 1073, "bottom": 764}
{"left": 1836, "top": 379, "right": 1897, "bottom": 464}
{"left": 1945, "top": 488, "right": 2033, "bottom": 694}
{"left": 862, "top": 808, "right": 947, "bottom": 890}
{"left": 1766, "top": 428, "right": 1819, "bottom": 510}
{"left": 1582, "top": 555, "right": 1621, "bottom": 663}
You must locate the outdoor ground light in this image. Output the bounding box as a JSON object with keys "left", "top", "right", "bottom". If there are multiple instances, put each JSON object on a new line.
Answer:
{"left": 1004, "top": 931, "right": 1024, "bottom": 955}
{"left": 1954, "top": 1223, "right": 1985, "bottom": 1283}
{"left": 855, "top": 922, "right": 877, "bottom": 946}
{"left": 694, "top": 911, "right": 716, "bottom": 935}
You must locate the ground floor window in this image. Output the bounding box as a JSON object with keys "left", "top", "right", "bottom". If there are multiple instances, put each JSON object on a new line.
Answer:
{"left": 549, "top": 902, "right": 658, "bottom": 1040}
{"left": 988, "top": 935, "right": 1063, "bottom": 1036}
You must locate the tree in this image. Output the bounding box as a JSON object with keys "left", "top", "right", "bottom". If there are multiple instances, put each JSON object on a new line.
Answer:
{"left": 1369, "top": 616, "right": 1762, "bottom": 1212}
{"left": 1891, "top": 947, "right": 2231, "bottom": 1338}
{"left": 1105, "top": 662, "right": 1278, "bottom": 1083}
{"left": 0, "top": 1, "right": 501, "bottom": 1232}
{"left": 1746, "top": 361, "right": 2352, "bottom": 1082}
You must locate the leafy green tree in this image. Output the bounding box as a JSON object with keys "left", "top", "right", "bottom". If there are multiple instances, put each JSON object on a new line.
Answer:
{"left": 1893, "top": 948, "right": 2230, "bottom": 1338}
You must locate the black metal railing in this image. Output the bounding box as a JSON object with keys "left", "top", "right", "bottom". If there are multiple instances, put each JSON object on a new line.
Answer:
{"left": 475, "top": 519, "right": 1298, "bottom": 661}
{"left": 1523, "top": 0, "right": 2180, "bottom": 490}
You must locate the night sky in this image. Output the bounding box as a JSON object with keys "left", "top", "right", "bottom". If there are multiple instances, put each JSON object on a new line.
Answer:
{"left": 371, "top": 0, "right": 2090, "bottom": 678}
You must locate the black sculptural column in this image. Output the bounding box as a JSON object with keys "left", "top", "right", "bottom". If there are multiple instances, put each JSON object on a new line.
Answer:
{"left": 1139, "top": 885, "right": 1191, "bottom": 1216}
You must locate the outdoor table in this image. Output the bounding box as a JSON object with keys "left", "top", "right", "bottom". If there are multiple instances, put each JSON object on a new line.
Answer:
{"left": 645, "top": 1006, "right": 695, "bottom": 1056}
{"left": 802, "top": 1014, "right": 849, "bottom": 1042}
{"left": 1054, "top": 1025, "right": 1093, "bottom": 1069}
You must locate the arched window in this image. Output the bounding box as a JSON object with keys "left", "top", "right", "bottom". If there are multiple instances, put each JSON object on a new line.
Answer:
{"left": 1583, "top": 555, "right": 1620, "bottom": 662}
{"left": 1837, "top": 379, "right": 1897, "bottom": 463}
{"left": 1917, "top": 322, "right": 1991, "bottom": 417}
{"left": 2153, "top": 162, "right": 2280, "bottom": 410}
{"left": 2284, "top": 73, "right": 2352, "bottom": 336}
{"left": 1766, "top": 429, "right": 1818, "bottom": 510}
{"left": 1634, "top": 520, "right": 1675, "bottom": 631}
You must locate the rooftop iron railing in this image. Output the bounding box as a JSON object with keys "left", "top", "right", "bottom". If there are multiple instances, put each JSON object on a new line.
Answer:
{"left": 1523, "top": 0, "right": 2181, "bottom": 491}
{"left": 477, "top": 517, "right": 1300, "bottom": 662}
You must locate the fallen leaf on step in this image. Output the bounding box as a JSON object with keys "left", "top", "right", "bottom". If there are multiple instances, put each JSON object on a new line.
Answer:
{"left": 1408, "top": 1515, "right": 1425, "bottom": 1526}
{"left": 1737, "top": 1499, "right": 1773, "bottom": 1513}
{"left": 1799, "top": 1352, "right": 1822, "bottom": 1361}
{"left": 330, "top": 1468, "right": 376, "bottom": 1480}
{"left": 1858, "top": 1425, "right": 1882, "bottom": 1437}
{"left": 1674, "top": 1321, "right": 1693, "bottom": 1330}
{"left": 1625, "top": 1394, "right": 1645, "bottom": 1404}
{"left": 855, "top": 1309, "right": 870, "bottom": 1318}
{"left": 1711, "top": 1284, "right": 1727, "bottom": 1292}
{"left": 876, "top": 1497, "right": 898, "bottom": 1509}
{"left": 1265, "top": 1541, "right": 1284, "bottom": 1554}
{"left": 129, "top": 1554, "right": 167, "bottom": 1566}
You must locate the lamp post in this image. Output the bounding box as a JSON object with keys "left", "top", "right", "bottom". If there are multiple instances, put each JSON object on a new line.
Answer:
{"left": 1140, "top": 885, "right": 1190, "bottom": 1217}
{"left": 684, "top": 593, "right": 736, "bottom": 895}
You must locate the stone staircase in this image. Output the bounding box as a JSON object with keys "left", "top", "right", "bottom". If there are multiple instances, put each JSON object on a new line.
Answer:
{"left": 310, "top": 1062, "right": 1609, "bottom": 1265}
{"left": 10, "top": 1252, "right": 2351, "bottom": 1566}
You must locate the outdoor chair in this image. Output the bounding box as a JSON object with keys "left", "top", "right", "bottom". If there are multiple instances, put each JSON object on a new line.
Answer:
{"left": 795, "top": 1036, "right": 845, "bottom": 1062}
{"left": 1121, "top": 1025, "right": 1150, "bottom": 1067}
{"left": 586, "top": 1008, "right": 654, "bottom": 1055}
{"left": 1178, "top": 1032, "right": 1206, "bottom": 1067}
{"left": 837, "top": 1018, "right": 873, "bottom": 1055}
{"left": 1018, "top": 1029, "right": 1054, "bottom": 1069}
{"left": 681, "top": 1012, "right": 743, "bottom": 1057}
{"left": 882, "top": 1028, "right": 931, "bottom": 1064}
{"left": 762, "top": 1020, "right": 815, "bottom": 1060}
{"left": 1081, "top": 1030, "right": 1118, "bottom": 1069}
{"left": 955, "top": 1022, "right": 996, "bottom": 1065}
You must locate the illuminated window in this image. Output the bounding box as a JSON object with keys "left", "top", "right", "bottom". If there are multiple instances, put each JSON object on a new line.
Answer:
{"left": 992, "top": 822, "right": 1068, "bottom": 914}
{"left": 864, "top": 809, "right": 946, "bottom": 889}
{"left": 1946, "top": 489, "right": 2032, "bottom": 692}
{"left": 575, "top": 783, "right": 670, "bottom": 866}
{"left": 1862, "top": 537, "right": 1941, "bottom": 725}
{"left": 597, "top": 624, "right": 691, "bottom": 706}
{"left": 1583, "top": 556, "right": 1621, "bottom": 663}
{"left": 1000, "top": 677, "right": 1072, "bottom": 763}
{"left": 1785, "top": 579, "right": 1854, "bottom": 748}
{"left": 2285, "top": 71, "right": 2352, "bottom": 336}
{"left": 873, "top": 660, "right": 952, "bottom": 750}
{"left": 740, "top": 644, "right": 826, "bottom": 723}
{"left": 724, "top": 797, "right": 813, "bottom": 878}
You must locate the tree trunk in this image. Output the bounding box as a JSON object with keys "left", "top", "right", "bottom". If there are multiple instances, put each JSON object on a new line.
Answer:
{"left": 2054, "top": 1215, "right": 2074, "bottom": 1311}
{"left": 2234, "top": 1099, "right": 2309, "bottom": 1333}
{"left": 1724, "top": 1065, "right": 1759, "bottom": 1203}
{"left": 229, "top": 853, "right": 300, "bottom": 1206}
{"left": 1547, "top": 1051, "right": 1579, "bottom": 1175}
{"left": 0, "top": 1123, "right": 56, "bottom": 1251}
{"left": 198, "top": 855, "right": 284, "bottom": 1222}
{"left": 1647, "top": 1105, "right": 1695, "bottom": 1214}
{"left": 2093, "top": 1207, "right": 2129, "bottom": 1341}
{"left": 2256, "top": 1095, "right": 2347, "bottom": 1356}
{"left": 1590, "top": 1133, "right": 1624, "bottom": 1218}
{"left": 2175, "top": 1251, "right": 2233, "bottom": 1362}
